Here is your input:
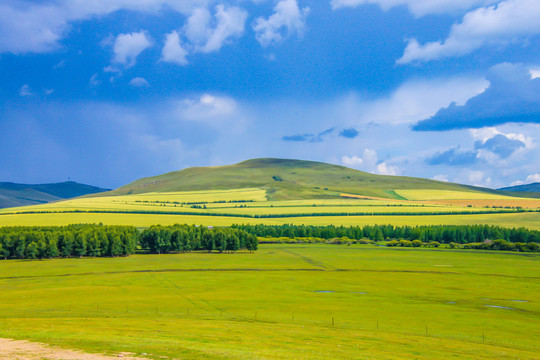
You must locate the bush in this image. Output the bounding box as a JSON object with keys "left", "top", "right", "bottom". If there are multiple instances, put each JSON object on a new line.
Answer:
{"left": 386, "top": 240, "right": 400, "bottom": 247}
{"left": 399, "top": 240, "right": 412, "bottom": 247}
{"left": 411, "top": 240, "right": 422, "bottom": 247}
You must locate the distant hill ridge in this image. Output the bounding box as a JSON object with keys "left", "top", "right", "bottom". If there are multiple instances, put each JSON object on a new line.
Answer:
{"left": 499, "top": 182, "right": 540, "bottom": 193}
{"left": 0, "top": 181, "right": 110, "bottom": 209}
{"left": 104, "top": 158, "right": 510, "bottom": 201}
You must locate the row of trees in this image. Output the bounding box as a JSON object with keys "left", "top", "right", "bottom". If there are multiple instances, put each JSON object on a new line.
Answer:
{"left": 0, "top": 224, "right": 138, "bottom": 260}
{"left": 139, "top": 224, "right": 258, "bottom": 254}
{"left": 232, "top": 224, "right": 540, "bottom": 245}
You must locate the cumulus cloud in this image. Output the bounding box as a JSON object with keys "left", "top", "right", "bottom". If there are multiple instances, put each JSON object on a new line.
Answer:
{"left": 19, "top": 84, "right": 33, "bottom": 96}
{"left": 330, "top": 0, "right": 495, "bottom": 17}
{"left": 474, "top": 133, "right": 525, "bottom": 158}
{"left": 184, "top": 5, "right": 247, "bottom": 53}
{"left": 129, "top": 77, "right": 150, "bottom": 87}
{"left": 0, "top": 0, "right": 207, "bottom": 54}
{"left": 427, "top": 147, "right": 478, "bottom": 166}
{"left": 253, "top": 0, "right": 310, "bottom": 46}
{"left": 161, "top": 31, "right": 189, "bottom": 65}
{"left": 110, "top": 31, "right": 152, "bottom": 68}
{"left": 413, "top": 63, "right": 540, "bottom": 131}
{"left": 358, "top": 77, "right": 488, "bottom": 125}
{"left": 398, "top": 0, "right": 540, "bottom": 63}
{"left": 341, "top": 149, "right": 400, "bottom": 175}
{"left": 511, "top": 173, "right": 540, "bottom": 186}
{"left": 161, "top": 4, "right": 247, "bottom": 65}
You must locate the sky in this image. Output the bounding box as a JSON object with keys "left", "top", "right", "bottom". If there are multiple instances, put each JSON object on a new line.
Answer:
{"left": 1, "top": 0, "right": 539, "bottom": 189}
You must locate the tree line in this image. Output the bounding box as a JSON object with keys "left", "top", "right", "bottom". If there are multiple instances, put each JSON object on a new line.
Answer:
{"left": 139, "top": 224, "right": 258, "bottom": 254}
{"left": 0, "top": 224, "right": 258, "bottom": 260}
{"left": 232, "top": 224, "right": 540, "bottom": 245}
{"left": 0, "top": 224, "right": 138, "bottom": 260}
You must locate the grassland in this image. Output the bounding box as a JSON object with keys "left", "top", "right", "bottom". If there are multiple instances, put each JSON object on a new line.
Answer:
{"left": 1, "top": 187, "right": 539, "bottom": 229}
{"left": 0, "top": 244, "right": 538, "bottom": 359}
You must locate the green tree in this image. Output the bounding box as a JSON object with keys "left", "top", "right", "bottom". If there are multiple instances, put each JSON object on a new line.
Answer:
{"left": 26, "top": 242, "right": 38, "bottom": 259}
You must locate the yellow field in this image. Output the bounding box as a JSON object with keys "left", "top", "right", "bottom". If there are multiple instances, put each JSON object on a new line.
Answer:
{"left": 1, "top": 211, "right": 539, "bottom": 230}
{"left": 1, "top": 187, "right": 539, "bottom": 229}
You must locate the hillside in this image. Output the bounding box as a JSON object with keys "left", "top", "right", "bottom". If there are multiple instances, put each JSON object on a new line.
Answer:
{"left": 104, "top": 158, "right": 503, "bottom": 200}
{"left": 499, "top": 182, "right": 540, "bottom": 193}
{"left": 0, "top": 181, "right": 110, "bottom": 209}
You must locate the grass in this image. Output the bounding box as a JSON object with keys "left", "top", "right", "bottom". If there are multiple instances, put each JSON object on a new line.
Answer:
{"left": 105, "top": 158, "right": 506, "bottom": 200}
{"left": 0, "top": 244, "right": 538, "bottom": 359}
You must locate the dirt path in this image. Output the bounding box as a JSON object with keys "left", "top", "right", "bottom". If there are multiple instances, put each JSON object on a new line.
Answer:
{"left": 0, "top": 338, "right": 148, "bottom": 360}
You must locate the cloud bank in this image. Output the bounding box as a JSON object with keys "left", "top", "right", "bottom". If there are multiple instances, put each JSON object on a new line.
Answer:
{"left": 414, "top": 63, "right": 540, "bottom": 131}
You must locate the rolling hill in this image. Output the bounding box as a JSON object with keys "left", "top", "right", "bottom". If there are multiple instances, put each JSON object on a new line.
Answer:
{"left": 0, "top": 181, "right": 110, "bottom": 209}
{"left": 499, "top": 182, "right": 540, "bottom": 193}
{"left": 104, "top": 158, "right": 505, "bottom": 201}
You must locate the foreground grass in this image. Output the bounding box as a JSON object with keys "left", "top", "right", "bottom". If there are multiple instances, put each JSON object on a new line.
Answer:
{"left": 0, "top": 245, "right": 538, "bottom": 359}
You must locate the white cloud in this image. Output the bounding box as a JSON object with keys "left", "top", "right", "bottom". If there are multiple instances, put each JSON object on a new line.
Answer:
{"left": 376, "top": 162, "right": 399, "bottom": 176}
{"left": 356, "top": 77, "right": 488, "bottom": 125}
{"left": 468, "top": 170, "right": 490, "bottom": 186}
{"left": 330, "top": 0, "right": 496, "bottom": 17}
{"left": 129, "top": 77, "right": 150, "bottom": 87}
{"left": 341, "top": 155, "right": 365, "bottom": 167}
{"left": 44, "top": 89, "right": 55, "bottom": 95}
{"left": 470, "top": 127, "right": 533, "bottom": 149}
{"left": 161, "top": 31, "right": 189, "bottom": 65}
{"left": 174, "top": 94, "right": 238, "bottom": 121}
{"left": 432, "top": 174, "right": 449, "bottom": 182}
{"left": 186, "top": 5, "right": 248, "bottom": 53}
{"left": 398, "top": 0, "right": 540, "bottom": 63}
{"left": 0, "top": 0, "right": 209, "bottom": 54}
{"left": 511, "top": 173, "right": 540, "bottom": 186}
{"left": 341, "top": 149, "right": 399, "bottom": 175}
{"left": 530, "top": 69, "right": 540, "bottom": 79}
{"left": 111, "top": 31, "right": 152, "bottom": 68}
{"left": 253, "top": 0, "right": 310, "bottom": 46}
{"left": 19, "top": 84, "right": 33, "bottom": 96}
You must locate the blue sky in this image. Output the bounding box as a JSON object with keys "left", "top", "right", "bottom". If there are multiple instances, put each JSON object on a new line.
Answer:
{"left": 1, "top": 0, "right": 540, "bottom": 189}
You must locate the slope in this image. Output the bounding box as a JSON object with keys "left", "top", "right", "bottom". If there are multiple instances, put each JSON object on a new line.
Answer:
{"left": 104, "top": 158, "right": 504, "bottom": 201}
{"left": 0, "top": 181, "right": 110, "bottom": 209}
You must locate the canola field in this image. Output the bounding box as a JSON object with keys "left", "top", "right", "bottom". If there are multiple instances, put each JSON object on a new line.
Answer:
{"left": 0, "top": 188, "right": 539, "bottom": 229}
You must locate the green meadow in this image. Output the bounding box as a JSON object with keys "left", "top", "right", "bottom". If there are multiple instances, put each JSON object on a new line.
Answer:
{"left": 0, "top": 244, "right": 538, "bottom": 359}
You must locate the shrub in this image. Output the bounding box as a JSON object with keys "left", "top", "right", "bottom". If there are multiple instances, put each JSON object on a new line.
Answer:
{"left": 411, "top": 240, "right": 422, "bottom": 247}
{"left": 399, "top": 240, "right": 412, "bottom": 247}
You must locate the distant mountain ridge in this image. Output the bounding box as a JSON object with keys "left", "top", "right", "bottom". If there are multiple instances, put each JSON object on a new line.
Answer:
{"left": 101, "top": 158, "right": 511, "bottom": 201}
{"left": 0, "top": 181, "right": 110, "bottom": 209}
{"left": 499, "top": 182, "right": 540, "bottom": 193}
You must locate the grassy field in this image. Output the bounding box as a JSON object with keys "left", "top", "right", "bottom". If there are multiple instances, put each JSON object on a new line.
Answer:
{"left": 0, "top": 244, "right": 538, "bottom": 359}
{"left": 1, "top": 187, "right": 539, "bottom": 229}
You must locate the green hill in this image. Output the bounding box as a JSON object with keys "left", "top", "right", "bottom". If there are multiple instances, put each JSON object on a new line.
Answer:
{"left": 499, "top": 182, "right": 540, "bottom": 193}
{"left": 0, "top": 181, "right": 110, "bottom": 209}
{"left": 105, "top": 158, "right": 504, "bottom": 200}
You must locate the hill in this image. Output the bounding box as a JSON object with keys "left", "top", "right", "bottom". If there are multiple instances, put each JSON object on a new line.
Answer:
{"left": 105, "top": 158, "right": 504, "bottom": 200}
{"left": 0, "top": 181, "right": 110, "bottom": 209}
{"left": 499, "top": 182, "right": 540, "bottom": 193}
